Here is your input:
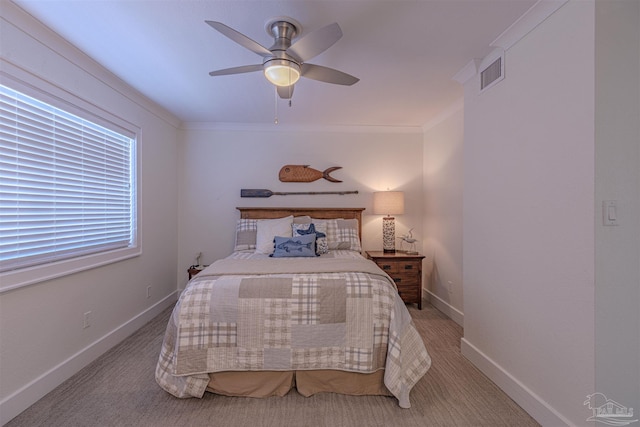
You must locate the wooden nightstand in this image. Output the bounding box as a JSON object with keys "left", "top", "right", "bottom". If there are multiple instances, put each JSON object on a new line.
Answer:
{"left": 188, "top": 266, "right": 207, "bottom": 280}
{"left": 366, "top": 251, "right": 425, "bottom": 309}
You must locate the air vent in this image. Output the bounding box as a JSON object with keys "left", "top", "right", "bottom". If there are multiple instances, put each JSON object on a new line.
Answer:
{"left": 479, "top": 51, "right": 505, "bottom": 92}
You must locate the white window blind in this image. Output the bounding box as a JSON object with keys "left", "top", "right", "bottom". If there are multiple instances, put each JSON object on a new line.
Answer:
{"left": 0, "top": 84, "right": 136, "bottom": 273}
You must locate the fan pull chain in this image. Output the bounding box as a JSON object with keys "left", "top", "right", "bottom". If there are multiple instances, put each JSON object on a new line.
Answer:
{"left": 274, "top": 87, "right": 279, "bottom": 124}
{"left": 288, "top": 68, "right": 293, "bottom": 106}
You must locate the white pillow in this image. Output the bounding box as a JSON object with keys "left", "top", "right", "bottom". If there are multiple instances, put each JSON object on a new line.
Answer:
{"left": 254, "top": 216, "right": 294, "bottom": 254}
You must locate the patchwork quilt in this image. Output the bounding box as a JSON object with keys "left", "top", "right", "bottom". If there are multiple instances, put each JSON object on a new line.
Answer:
{"left": 155, "top": 252, "right": 431, "bottom": 408}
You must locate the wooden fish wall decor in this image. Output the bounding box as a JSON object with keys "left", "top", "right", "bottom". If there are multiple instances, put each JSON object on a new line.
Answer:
{"left": 279, "top": 165, "right": 342, "bottom": 183}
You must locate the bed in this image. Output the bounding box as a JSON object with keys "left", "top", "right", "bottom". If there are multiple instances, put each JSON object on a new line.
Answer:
{"left": 156, "top": 207, "right": 431, "bottom": 408}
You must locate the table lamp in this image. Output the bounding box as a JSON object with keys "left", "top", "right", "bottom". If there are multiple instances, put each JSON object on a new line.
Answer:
{"left": 373, "top": 191, "right": 405, "bottom": 253}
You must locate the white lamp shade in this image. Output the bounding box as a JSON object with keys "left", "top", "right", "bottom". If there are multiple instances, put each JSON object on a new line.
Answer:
{"left": 264, "top": 60, "right": 301, "bottom": 87}
{"left": 373, "top": 191, "right": 405, "bottom": 216}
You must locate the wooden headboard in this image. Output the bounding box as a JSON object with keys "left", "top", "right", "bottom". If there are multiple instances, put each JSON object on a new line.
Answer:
{"left": 236, "top": 207, "right": 365, "bottom": 241}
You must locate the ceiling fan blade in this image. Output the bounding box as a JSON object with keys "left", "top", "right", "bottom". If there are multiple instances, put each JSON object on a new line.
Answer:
{"left": 287, "top": 22, "right": 342, "bottom": 63}
{"left": 206, "top": 20, "right": 272, "bottom": 58}
{"left": 209, "top": 64, "right": 263, "bottom": 76}
{"left": 277, "top": 85, "right": 294, "bottom": 99}
{"left": 301, "top": 64, "right": 359, "bottom": 86}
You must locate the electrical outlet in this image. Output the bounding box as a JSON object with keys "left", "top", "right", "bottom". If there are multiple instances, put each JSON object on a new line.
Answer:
{"left": 83, "top": 311, "right": 91, "bottom": 329}
{"left": 447, "top": 281, "right": 453, "bottom": 294}
{"left": 146, "top": 285, "right": 151, "bottom": 299}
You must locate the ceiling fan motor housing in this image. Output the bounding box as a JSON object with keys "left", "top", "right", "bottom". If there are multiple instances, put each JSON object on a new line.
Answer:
{"left": 263, "top": 19, "right": 302, "bottom": 86}
{"left": 267, "top": 20, "right": 299, "bottom": 52}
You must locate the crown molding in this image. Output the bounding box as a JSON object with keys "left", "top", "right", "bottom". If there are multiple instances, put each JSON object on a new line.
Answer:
{"left": 452, "top": 0, "right": 568, "bottom": 85}
{"left": 3, "top": 1, "right": 181, "bottom": 129}
{"left": 490, "top": 0, "right": 569, "bottom": 50}
{"left": 453, "top": 59, "right": 480, "bottom": 85}
{"left": 180, "top": 121, "right": 424, "bottom": 134}
{"left": 422, "top": 97, "right": 464, "bottom": 132}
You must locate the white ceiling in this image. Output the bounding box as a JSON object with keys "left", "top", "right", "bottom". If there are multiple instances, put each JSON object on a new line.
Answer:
{"left": 12, "top": 0, "right": 536, "bottom": 127}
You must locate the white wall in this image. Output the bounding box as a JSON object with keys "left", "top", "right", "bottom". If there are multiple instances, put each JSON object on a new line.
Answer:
{"left": 594, "top": 0, "right": 640, "bottom": 413}
{"left": 461, "top": 2, "right": 596, "bottom": 425}
{"left": 0, "top": 4, "right": 180, "bottom": 423}
{"left": 422, "top": 104, "right": 464, "bottom": 325}
{"left": 3, "top": 1, "right": 636, "bottom": 425}
{"left": 177, "top": 124, "right": 424, "bottom": 289}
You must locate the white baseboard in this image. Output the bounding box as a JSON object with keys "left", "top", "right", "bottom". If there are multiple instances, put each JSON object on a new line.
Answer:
{"left": 424, "top": 289, "right": 464, "bottom": 326}
{"left": 0, "top": 291, "right": 178, "bottom": 425}
{"left": 460, "top": 338, "right": 572, "bottom": 426}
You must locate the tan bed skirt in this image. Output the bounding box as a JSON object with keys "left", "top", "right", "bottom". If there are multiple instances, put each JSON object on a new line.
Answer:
{"left": 206, "top": 370, "right": 392, "bottom": 398}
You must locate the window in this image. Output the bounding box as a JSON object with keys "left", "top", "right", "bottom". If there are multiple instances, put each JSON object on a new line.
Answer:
{"left": 0, "top": 83, "right": 138, "bottom": 287}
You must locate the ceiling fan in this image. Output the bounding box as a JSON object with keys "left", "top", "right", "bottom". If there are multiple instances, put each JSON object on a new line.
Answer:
{"left": 206, "top": 17, "right": 359, "bottom": 99}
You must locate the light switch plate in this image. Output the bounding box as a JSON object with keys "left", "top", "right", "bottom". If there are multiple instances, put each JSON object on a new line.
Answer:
{"left": 603, "top": 200, "right": 618, "bottom": 226}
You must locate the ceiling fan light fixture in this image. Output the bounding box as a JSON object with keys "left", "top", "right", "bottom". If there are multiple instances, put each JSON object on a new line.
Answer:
{"left": 263, "top": 59, "right": 301, "bottom": 87}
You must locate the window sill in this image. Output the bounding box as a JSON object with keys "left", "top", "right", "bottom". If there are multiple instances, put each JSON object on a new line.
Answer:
{"left": 0, "top": 246, "right": 141, "bottom": 294}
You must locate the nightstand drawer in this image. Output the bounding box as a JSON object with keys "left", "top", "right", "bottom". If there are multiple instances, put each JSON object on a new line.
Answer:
{"left": 377, "top": 260, "right": 420, "bottom": 274}
{"left": 377, "top": 262, "right": 399, "bottom": 274}
{"left": 390, "top": 271, "right": 419, "bottom": 286}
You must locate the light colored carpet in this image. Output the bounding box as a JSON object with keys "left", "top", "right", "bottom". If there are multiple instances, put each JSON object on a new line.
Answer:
{"left": 6, "top": 303, "right": 539, "bottom": 427}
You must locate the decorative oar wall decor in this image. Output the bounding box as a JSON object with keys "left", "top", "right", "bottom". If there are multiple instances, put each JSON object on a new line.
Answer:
{"left": 241, "top": 189, "right": 358, "bottom": 198}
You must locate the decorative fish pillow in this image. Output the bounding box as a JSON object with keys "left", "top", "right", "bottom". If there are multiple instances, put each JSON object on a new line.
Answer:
{"left": 292, "top": 223, "right": 328, "bottom": 255}
{"left": 270, "top": 234, "right": 317, "bottom": 258}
